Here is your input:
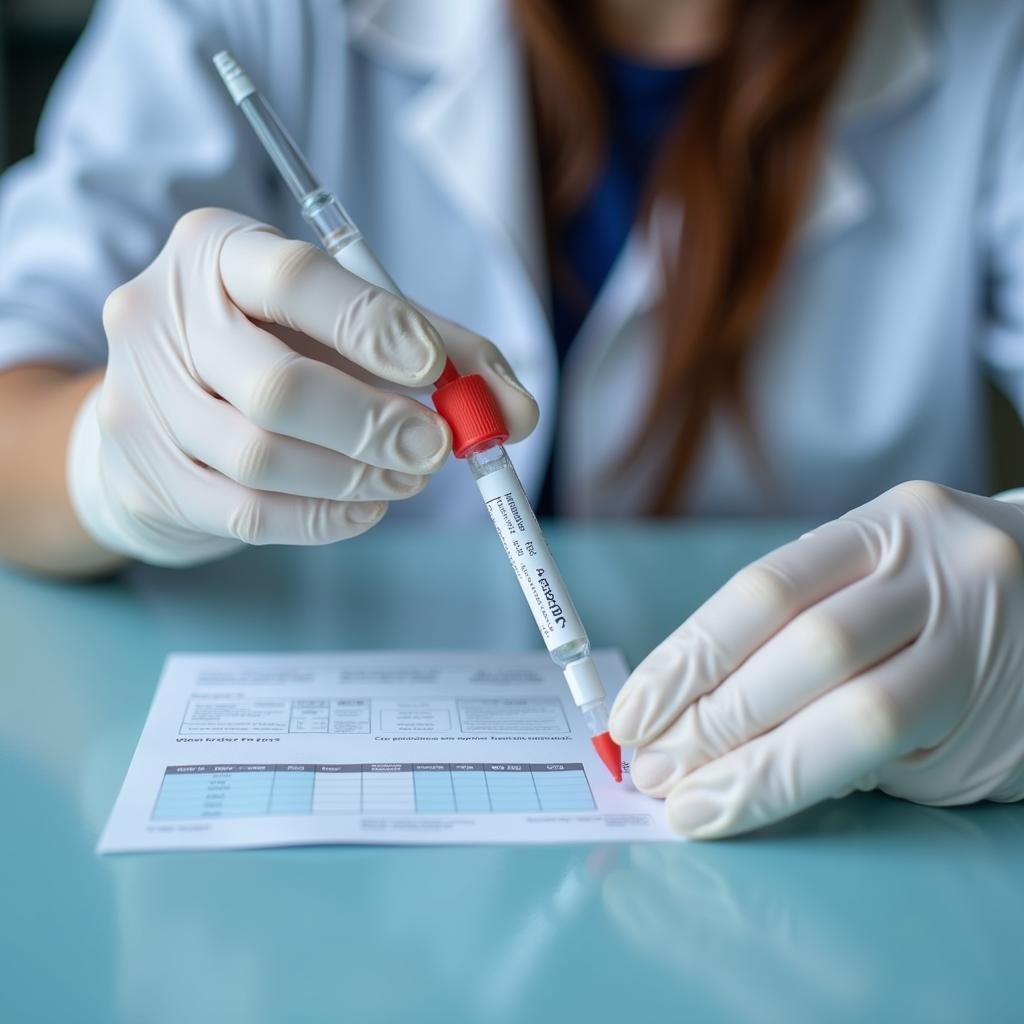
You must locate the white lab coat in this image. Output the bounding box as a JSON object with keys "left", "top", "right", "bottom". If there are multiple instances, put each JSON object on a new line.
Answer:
{"left": 1, "top": 0, "right": 1024, "bottom": 520}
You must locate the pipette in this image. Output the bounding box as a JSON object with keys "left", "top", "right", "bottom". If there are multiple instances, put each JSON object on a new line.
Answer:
{"left": 213, "top": 51, "right": 622, "bottom": 782}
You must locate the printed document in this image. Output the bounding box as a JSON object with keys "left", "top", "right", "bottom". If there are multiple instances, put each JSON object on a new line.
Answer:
{"left": 98, "top": 650, "right": 677, "bottom": 852}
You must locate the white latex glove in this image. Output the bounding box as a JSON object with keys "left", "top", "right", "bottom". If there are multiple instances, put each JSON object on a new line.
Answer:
{"left": 609, "top": 481, "right": 1024, "bottom": 838}
{"left": 68, "top": 208, "right": 538, "bottom": 566}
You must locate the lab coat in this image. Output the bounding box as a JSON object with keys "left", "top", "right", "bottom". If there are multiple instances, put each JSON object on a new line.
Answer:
{"left": 1, "top": 0, "right": 1023, "bottom": 520}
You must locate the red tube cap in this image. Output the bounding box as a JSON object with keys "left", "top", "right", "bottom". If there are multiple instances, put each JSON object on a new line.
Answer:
{"left": 432, "top": 365, "right": 509, "bottom": 458}
{"left": 592, "top": 732, "right": 623, "bottom": 783}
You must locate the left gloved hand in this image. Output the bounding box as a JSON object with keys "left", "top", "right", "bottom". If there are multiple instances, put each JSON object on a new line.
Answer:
{"left": 609, "top": 481, "right": 1024, "bottom": 838}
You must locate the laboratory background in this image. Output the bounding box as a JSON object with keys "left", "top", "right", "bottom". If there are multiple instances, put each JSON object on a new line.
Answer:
{"left": 2, "top": 1, "right": 1024, "bottom": 1022}
{"left": 0, "top": 2, "right": 88, "bottom": 168}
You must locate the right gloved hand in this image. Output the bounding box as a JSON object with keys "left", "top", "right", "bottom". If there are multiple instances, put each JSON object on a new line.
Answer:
{"left": 68, "top": 208, "right": 538, "bottom": 567}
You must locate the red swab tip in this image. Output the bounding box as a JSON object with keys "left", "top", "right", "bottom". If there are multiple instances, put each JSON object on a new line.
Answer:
{"left": 592, "top": 731, "right": 622, "bottom": 783}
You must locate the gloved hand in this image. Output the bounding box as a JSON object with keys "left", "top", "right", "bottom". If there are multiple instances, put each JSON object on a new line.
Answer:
{"left": 68, "top": 208, "right": 538, "bottom": 566}
{"left": 609, "top": 481, "right": 1024, "bottom": 838}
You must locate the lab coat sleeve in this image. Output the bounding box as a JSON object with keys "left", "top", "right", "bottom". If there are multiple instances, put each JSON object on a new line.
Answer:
{"left": 981, "top": 15, "right": 1024, "bottom": 419}
{"left": 0, "top": 0, "right": 276, "bottom": 373}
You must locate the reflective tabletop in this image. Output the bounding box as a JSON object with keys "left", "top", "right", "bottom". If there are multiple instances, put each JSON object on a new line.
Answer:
{"left": 2, "top": 522, "right": 1021, "bottom": 1023}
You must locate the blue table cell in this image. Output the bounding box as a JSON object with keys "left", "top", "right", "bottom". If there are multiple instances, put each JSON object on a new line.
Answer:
{"left": 533, "top": 777, "right": 595, "bottom": 812}
{"left": 485, "top": 772, "right": 540, "bottom": 812}
{"left": 413, "top": 772, "right": 455, "bottom": 813}
{"left": 268, "top": 785, "right": 313, "bottom": 795}
{"left": 216, "top": 788, "right": 273, "bottom": 802}
{"left": 153, "top": 778, "right": 214, "bottom": 818}
{"left": 207, "top": 775, "right": 271, "bottom": 786}
{"left": 269, "top": 772, "right": 314, "bottom": 815}
{"left": 153, "top": 794, "right": 210, "bottom": 807}
{"left": 452, "top": 775, "right": 491, "bottom": 812}
{"left": 203, "top": 773, "right": 274, "bottom": 816}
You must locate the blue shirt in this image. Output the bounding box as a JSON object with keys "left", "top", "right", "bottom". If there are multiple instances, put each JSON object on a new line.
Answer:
{"left": 541, "top": 55, "right": 697, "bottom": 512}
{"left": 551, "top": 55, "right": 697, "bottom": 357}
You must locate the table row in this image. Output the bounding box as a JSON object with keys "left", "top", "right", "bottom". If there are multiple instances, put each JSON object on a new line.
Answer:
{"left": 152, "top": 762, "right": 597, "bottom": 818}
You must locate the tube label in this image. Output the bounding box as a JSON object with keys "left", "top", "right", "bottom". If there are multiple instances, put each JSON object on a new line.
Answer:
{"left": 476, "top": 467, "right": 587, "bottom": 651}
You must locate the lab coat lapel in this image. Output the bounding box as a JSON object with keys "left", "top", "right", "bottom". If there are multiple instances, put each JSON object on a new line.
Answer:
{"left": 347, "top": 0, "right": 548, "bottom": 315}
{"left": 799, "top": 0, "right": 938, "bottom": 247}
{"left": 345, "top": 0, "right": 937, "bottom": 294}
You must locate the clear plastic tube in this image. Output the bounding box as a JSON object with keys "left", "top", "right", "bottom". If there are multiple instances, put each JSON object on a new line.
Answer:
{"left": 234, "top": 94, "right": 363, "bottom": 261}
{"left": 466, "top": 441, "right": 621, "bottom": 778}
{"left": 467, "top": 444, "right": 604, "bottom": 704}
{"left": 580, "top": 700, "right": 610, "bottom": 736}
{"left": 236, "top": 92, "right": 320, "bottom": 203}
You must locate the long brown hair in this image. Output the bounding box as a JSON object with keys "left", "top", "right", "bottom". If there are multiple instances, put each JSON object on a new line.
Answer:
{"left": 513, "top": 0, "right": 867, "bottom": 512}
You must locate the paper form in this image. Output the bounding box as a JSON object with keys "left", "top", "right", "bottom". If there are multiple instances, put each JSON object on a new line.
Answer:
{"left": 97, "top": 650, "right": 678, "bottom": 852}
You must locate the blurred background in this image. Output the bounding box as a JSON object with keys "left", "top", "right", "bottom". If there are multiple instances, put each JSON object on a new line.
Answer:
{"left": 2, "top": 0, "right": 1023, "bottom": 489}
{"left": 0, "top": 0, "right": 92, "bottom": 170}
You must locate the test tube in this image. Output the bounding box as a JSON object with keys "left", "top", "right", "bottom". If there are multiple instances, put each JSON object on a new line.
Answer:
{"left": 460, "top": 430, "right": 614, "bottom": 738}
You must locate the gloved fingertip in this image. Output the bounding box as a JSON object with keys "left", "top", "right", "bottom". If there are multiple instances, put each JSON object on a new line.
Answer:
{"left": 631, "top": 750, "right": 677, "bottom": 794}
{"left": 377, "top": 301, "right": 448, "bottom": 386}
{"left": 411, "top": 320, "right": 449, "bottom": 386}
{"left": 485, "top": 357, "right": 539, "bottom": 442}
{"left": 381, "top": 469, "right": 428, "bottom": 498}
{"left": 395, "top": 414, "right": 451, "bottom": 472}
{"left": 666, "top": 790, "right": 723, "bottom": 838}
{"left": 504, "top": 393, "right": 540, "bottom": 444}
{"left": 608, "top": 691, "right": 639, "bottom": 744}
{"left": 345, "top": 500, "right": 387, "bottom": 529}
{"left": 610, "top": 676, "right": 665, "bottom": 745}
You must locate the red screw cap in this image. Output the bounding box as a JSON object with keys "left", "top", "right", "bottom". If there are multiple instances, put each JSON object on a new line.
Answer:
{"left": 432, "top": 362, "right": 509, "bottom": 458}
{"left": 592, "top": 732, "right": 623, "bottom": 783}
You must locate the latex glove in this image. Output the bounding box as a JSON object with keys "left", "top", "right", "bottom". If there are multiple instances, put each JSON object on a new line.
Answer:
{"left": 68, "top": 208, "right": 538, "bottom": 566}
{"left": 610, "top": 481, "right": 1024, "bottom": 838}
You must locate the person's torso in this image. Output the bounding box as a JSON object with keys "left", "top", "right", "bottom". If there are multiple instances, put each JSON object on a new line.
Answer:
{"left": 217, "top": 0, "right": 1018, "bottom": 519}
